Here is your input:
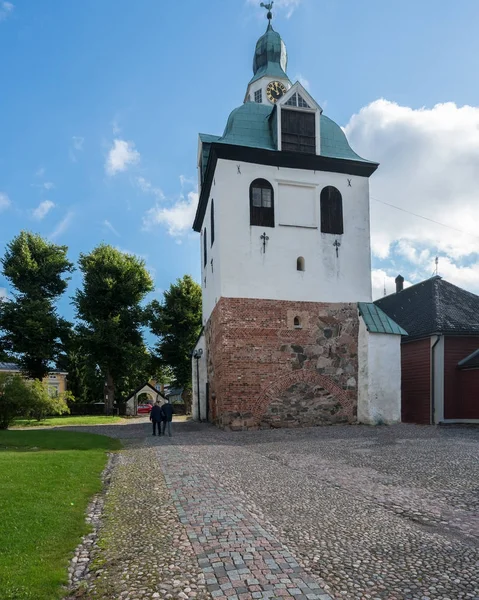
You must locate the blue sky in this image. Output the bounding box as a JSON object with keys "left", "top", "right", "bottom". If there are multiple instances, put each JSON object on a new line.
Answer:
{"left": 1, "top": 0, "right": 479, "bottom": 320}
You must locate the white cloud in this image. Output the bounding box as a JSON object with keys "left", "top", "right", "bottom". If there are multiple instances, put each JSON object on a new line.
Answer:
{"left": 136, "top": 176, "right": 164, "bottom": 200}
{"left": 104, "top": 219, "right": 120, "bottom": 237}
{"left": 0, "top": 192, "right": 11, "bottom": 212}
{"left": 247, "top": 0, "right": 301, "bottom": 18}
{"left": 143, "top": 191, "right": 198, "bottom": 236}
{"left": 112, "top": 120, "right": 121, "bottom": 135}
{"left": 35, "top": 167, "right": 45, "bottom": 177}
{"left": 50, "top": 211, "right": 74, "bottom": 240}
{"left": 69, "top": 136, "right": 85, "bottom": 162}
{"left": 294, "top": 74, "right": 310, "bottom": 91}
{"left": 72, "top": 136, "right": 84, "bottom": 151}
{"left": 0, "top": 1, "right": 13, "bottom": 22}
{"left": 32, "top": 200, "right": 55, "bottom": 220}
{"left": 344, "top": 99, "right": 479, "bottom": 294}
{"left": 105, "top": 139, "right": 140, "bottom": 175}
{"left": 372, "top": 269, "right": 412, "bottom": 300}
{"left": 0, "top": 288, "right": 7, "bottom": 301}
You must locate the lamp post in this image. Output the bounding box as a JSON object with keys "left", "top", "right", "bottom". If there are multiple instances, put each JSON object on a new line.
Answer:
{"left": 193, "top": 348, "right": 203, "bottom": 422}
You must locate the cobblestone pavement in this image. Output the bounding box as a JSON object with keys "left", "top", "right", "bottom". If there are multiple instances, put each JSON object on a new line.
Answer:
{"left": 63, "top": 421, "right": 479, "bottom": 600}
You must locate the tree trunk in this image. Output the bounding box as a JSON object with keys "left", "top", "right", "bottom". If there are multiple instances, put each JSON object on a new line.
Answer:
{"left": 105, "top": 371, "right": 115, "bottom": 415}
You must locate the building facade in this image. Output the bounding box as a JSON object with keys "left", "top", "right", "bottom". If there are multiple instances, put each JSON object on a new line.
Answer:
{"left": 376, "top": 276, "right": 479, "bottom": 424}
{"left": 0, "top": 362, "right": 68, "bottom": 396}
{"left": 192, "top": 9, "right": 404, "bottom": 430}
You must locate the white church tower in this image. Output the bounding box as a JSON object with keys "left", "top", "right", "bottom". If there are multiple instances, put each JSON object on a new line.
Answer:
{"left": 191, "top": 4, "right": 405, "bottom": 430}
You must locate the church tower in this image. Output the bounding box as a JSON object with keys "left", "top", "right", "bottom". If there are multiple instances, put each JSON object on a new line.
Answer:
{"left": 191, "top": 6, "right": 405, "bottom": 429}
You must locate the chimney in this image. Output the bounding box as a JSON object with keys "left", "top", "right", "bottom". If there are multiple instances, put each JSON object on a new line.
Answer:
{"left": 395, "top": 274, "right": 404, "bottom": 293}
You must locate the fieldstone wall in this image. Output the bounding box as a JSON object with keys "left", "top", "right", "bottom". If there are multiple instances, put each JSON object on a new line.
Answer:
{"left": 205, "top": 298, "right": 359, "bottom": 430}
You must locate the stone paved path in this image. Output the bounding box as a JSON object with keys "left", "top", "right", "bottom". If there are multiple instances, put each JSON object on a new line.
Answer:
{"left": 63, "top": 421, "right": 479, "bottom": 600}
{"left": 160, "top": 445, "right": 331, "bottom": 600}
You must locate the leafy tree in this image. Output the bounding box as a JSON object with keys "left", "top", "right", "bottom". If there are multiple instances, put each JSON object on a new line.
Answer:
{"left": 57, "top": 331, "right": 104, "bottom": 404}
{"left": 0, "top": 372, "right": 28, "bottom": 429}
{"left": 148, "top": 275, "right": 202, "bottom": 392}
{"left": 0, "top": 232, "right": 74, "bottom": 379}
{"left": 73, "top": 245, "right": 154, "bottom": 414}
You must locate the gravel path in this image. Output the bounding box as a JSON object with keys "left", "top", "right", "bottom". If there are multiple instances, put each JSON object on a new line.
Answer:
{"left": 63, "top": 421, "right": 479, "bottom": 600}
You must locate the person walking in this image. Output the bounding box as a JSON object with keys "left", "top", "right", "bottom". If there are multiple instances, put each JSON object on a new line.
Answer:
{"left": 161, "top": 398, "right": 174, "bottom": 437}
{"left": 150, "top": 401, "right": 163, "bottom": 436}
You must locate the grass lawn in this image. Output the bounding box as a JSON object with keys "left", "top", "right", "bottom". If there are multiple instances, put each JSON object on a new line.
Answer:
{"left": 13, "top": 415, "right": 125, "bottom": 428}
{"left": 0, "top": 429, "right": 121, "bottom": 600}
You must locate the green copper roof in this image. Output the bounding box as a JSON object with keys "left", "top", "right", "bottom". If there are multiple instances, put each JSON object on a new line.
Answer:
{"left": 200, "top": 104, "right": 374, "bottom": 164}
{"left": 221, "top": 103, "right": 276, "bottom": 150}
{"left": 358, "top": 302, "right": 408, "bottom": 336}
{"left": 250, "top": 22, "right": 289, "bottom": 85}
{"left": 320, "top": 115, "right": 371, "bottom": 162}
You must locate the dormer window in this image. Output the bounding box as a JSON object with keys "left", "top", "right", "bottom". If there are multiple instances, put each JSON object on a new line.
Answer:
{"left": 284, "top": 92, "right": 310, "bottom": 109}
{"left": 254, "top": 89, "right": 263, "bottom": 103}
{"left": 281, "top": 109, "right": 315, "bottom": 154}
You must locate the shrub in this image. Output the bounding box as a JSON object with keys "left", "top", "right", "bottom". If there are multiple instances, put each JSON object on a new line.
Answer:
{"left": 25, "top": 380, "right": 70, "bottom": 422}
{"left": 0, "top": 372, "right": 29, "bottom": 430}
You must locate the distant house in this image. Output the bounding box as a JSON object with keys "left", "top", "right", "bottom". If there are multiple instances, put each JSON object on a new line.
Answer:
{"left": 165, "top": 387, "right": 184, "bottom": 404}
{"left": 375, "top": 276, "right": 479, "bottom": 424}
{"left": 0, "top": 362, "right": 68, "bottom": 396}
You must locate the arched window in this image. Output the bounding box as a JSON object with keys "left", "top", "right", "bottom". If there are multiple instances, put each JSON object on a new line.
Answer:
{"left": 203, "top": 229, "right": 207, "bottom": 267}
{"left": 210, "top": 200, "right": 215, "bottom": 246}
{"left": 320, "top": 186, "right": 343, "bottom": 234}
{"left": 250, "top": 179, "right": 274, "bottom": 227}
{"left": 297, "top": 257, "right": 305, "bottom": 271}
{"left": 294, "top": 316, "right": 302, "bottom": 329}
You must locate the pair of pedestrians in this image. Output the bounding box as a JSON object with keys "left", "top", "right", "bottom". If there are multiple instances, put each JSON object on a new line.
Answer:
{"left": 150, "top": 399, "right": 174, "bottom": 437}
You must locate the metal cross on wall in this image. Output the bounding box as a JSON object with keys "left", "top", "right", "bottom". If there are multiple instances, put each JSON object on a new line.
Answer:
{"left": 260, "top": 231, "right": 269, "bottom": 253}
{"left": 333, "top": 239, "right": 341, "bottom": 258}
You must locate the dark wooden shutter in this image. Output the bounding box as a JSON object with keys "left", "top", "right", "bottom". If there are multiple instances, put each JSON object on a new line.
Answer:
{"left": 320, "top": 186, "right": 344, "bottom": 234}
{"left": 281, "top": 110, "right": 316, "bottom": 154}
{"left": 210, "top": 200, "right": 215, "bottom": 246}
{"left": 250, "top": 179, "right": 275, "bottom": 228}
{"left": 203, "top": 229, "right": 207, "bottom": 267}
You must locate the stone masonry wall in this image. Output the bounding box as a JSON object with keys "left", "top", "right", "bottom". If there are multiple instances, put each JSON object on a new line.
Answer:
{"left": 205, "top": 298, "right": 359, "bottom": 430}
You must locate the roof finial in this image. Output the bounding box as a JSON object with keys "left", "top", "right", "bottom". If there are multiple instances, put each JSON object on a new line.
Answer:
{"left": 260, "top": 1, "right": 274, "bottom": 22}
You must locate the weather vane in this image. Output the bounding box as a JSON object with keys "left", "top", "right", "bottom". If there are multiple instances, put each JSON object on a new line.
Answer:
{"left": 260, "top": 1, "right": 274, "bottom": 21}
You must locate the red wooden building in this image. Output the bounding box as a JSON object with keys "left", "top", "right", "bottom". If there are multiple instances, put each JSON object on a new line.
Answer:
{"left": 375, "top": 276, "right": 479, "bottom": 424}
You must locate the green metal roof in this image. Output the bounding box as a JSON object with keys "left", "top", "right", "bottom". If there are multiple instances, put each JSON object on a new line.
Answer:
{"left": 250, "top": 22, "right": 289, "bottom": 85}
{"left": 358, "top": 302, "right": 408, "bottom": 336}
{"left": 199, "top": 106, "right": 375, "bottom": 174}
{"left": 320, "top": 115, "right": 372, "bottom": 162}
{"left": 222, "top": 103, "right": 276, "bottom": 150}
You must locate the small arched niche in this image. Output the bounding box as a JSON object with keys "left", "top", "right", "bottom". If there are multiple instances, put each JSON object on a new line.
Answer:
{"left": 294, "top": 316, "right": 302, "bottom": 329}
{"left": 297, "top": 256, "right": 305, "bottom": 272}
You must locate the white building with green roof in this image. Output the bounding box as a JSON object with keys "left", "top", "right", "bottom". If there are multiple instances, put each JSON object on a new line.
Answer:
{"left": 191, "top": 5, "right": 404, "bottom": 430}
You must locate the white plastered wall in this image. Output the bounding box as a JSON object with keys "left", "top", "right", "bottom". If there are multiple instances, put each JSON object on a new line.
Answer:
{"left": 191, "top": 332, "right": 208, "bottom": 421}
{"left": 358, "top": 317, "right": 402, "bottom": 425}
{"left": 201, "top": 159, "right": 372, "bottom": 323}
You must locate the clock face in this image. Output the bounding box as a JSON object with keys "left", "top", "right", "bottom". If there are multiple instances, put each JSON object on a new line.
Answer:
{"left": 266, "top": 80, "right": 287, "bottom": 103}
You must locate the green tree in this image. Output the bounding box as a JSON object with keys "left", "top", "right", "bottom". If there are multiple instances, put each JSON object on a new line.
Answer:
{"left": 148, "top": 275, "right": 202, "bottom": 392}
{"left": 0, "top": 232, "right": 74, "bottom": 379}
{"left": 0, "top": 372, "right": 28, "bottom": 429}
{"left": 57, "top": 331, "right": 104, "bottom": 404}
{"left": 73, "top": 245, "right": 154, "bottom": 413}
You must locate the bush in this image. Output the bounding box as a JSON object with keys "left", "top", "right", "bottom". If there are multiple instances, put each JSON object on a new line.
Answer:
{"left": 24, "top": 380, "right": 70, "bottom": 422}
{"left": 0, "top": 373, "right": 29, "bottom": 430}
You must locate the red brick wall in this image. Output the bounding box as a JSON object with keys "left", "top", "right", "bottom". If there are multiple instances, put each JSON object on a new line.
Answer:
{"left": 401, "top": 339, "right": 431, "bottom": 424}
{"left": 205, "top": 298, "right": 359, "bottom": 430}
{"left": 444, "top": 336, "right": 479, "bottom": 419}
